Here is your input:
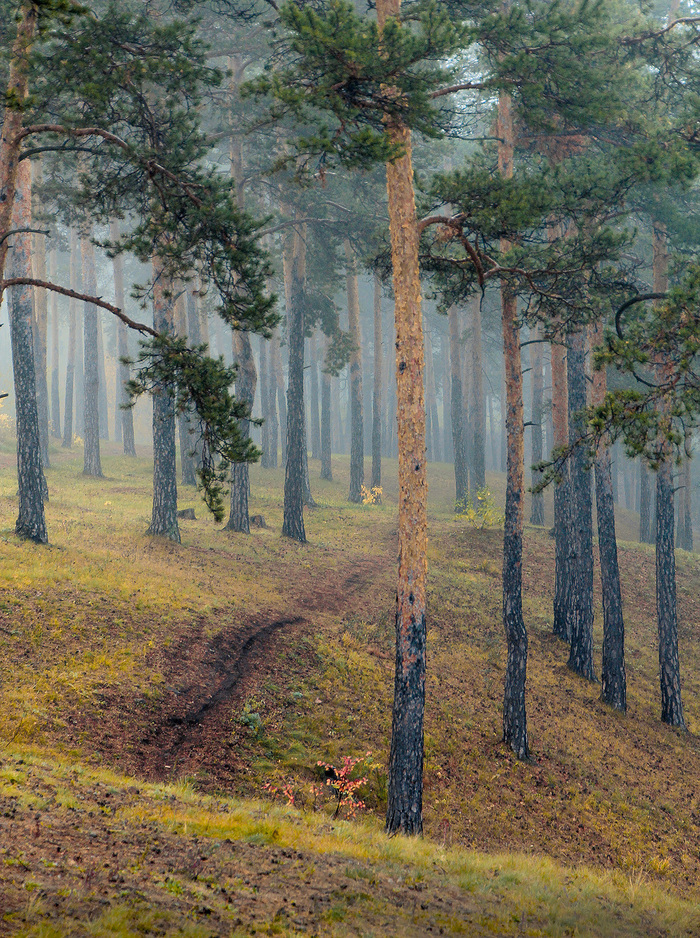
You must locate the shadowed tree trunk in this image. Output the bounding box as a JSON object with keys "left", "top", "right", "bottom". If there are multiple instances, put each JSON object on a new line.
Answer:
{"left": 640, "top": 463, "right": 655, "bottom": 544}
{"left": 498, "top": 85, "right": 528, "bottom": 761}
{"left": 551, "top": 336, "right": 571, "bottom": 641}
{"left": 469, "top": 294, "right": 485, "bottom": 497}
{"left": 174, "top": 290, "right": 197, "bottom": 486}
{"left": 372, "top": 271, "right": 382, "bottom": 492}
{"left": 49, "top": 248, "right": 61, "bottom": 440}
{"left": 379, "top": 0, "right": 427, "bottom": 838}
{"left": 676, "top": 445, "right": 693, "bottom": 551}
{"left": 8, "top": 159, "right": 47, "bottom": 543}
{"left": 448, "top": 304, "right": 468, "bottom": 508}
{"left": 309, "top": 333, "right": 321, "bottom": 461}
{"left": 529, "top": 324, "right": 545, "bottom": 526}
{"left": 345, "top": 239, "right": 364, "bottom": 503}
{"left": 268, "top": 327, "right": 280, "bottom": 469}
{"left": 111, "top": 221, "right": 136, "bottom": 457}
{"left": 653, "top": 221, "right": 685, "bottom": 727}
{"left": 226, "top": 331, "right": 257, "bottom": 533}
{"left": 425, "top": 326, "right": 440, "bottom": 464}
{"left": 80, "top": 236, "right": 103, "bottom": 478}
{"left": 321, "top": 333, "right": 333, "bottom": 482}
{"left": 97, "top": 312, "right": 109, "bottom": 441}
{"left": 260, "top": 334, "right": 271, "bottom": 467}
{"left": 566, "top": 328, "right": 595, "bottom": 681}
{"left": 282, "top": 224, "right": 307, "bottom": 542}
{"left": 442, "top": 324, "right": 452, "bottom": 462}
{"left": 591, "top": 323, "right": 626, "bottom": 711}
{"left": 275, "top": 333, "right": 287, "bottom": 466}
{"left": 147, "top": 266, "right": 180, "bottom": 543}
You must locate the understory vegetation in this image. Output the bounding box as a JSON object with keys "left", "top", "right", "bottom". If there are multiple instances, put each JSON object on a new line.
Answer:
{"left": 1, "top": 444, "right": 700, "bottom": 935}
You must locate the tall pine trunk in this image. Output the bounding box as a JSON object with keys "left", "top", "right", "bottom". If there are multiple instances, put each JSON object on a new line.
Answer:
{"left": 175, "top": 290, "right": 197, "bottom": 486}
{"left": 676, "top": 446, "right": 693, "bottom": 551}
{"left": 551, "top": 337, "right": 571, "bottom": 641}
{"left": 653, "top": 222, "right": 685, "bottom": 727}
{"left": 379, "top": 0, "right": 427, "bottom": 838}
{"left": 372, "top": 272, "right": 382, "bottom": 491}
{"left": 591, "top": 324, "right": 626, "bottom": 711}
{"left": 268, "top": 327, "right": 280, "bottom": 469}
{"left": 111, "top": 221, "right": 136, "bottom": 456}
{"left": 226, "top": 331, "right": 257, "bottom": 533}
{"left": 566, "top": 328, "right": 595, "bottom": 681}
{"left": 260, "top": 334, "right": 271, "bottom": 467}
{"left": 97, "top": 312, "right": 109, "bottom": 441}
{"left": 640, "top": 463, "right": 655, "bottom": 544}
{"left": 321, "top": 333, "right": 333, "bottom": 482}
{"left": 32, "top": 160, "right": 50, "bottom": 468}
{"left": 62, "top": 232, "right": 78, "bottom": 448}
{"left": 8, "top": 159, "right": 47, "bottom": 543}
{"left": 345, "top": 240, "right": 364, "bottom": 502}
{"left": 282, "top": 225, "right": 307, "bottom": 542}
{"left": 147, "top": 267, "right": 180, "bottom": 542}
{"left": 80, "top": 236, "right": 103, "bottom": 478}
{"left": 309, "top": 333, "right": 321, "bottom": 461}
{"left": 448, "top": 304, "right": 468, "bottom": 507}
{"left": 529, "top": 324, "right": 545, "bottom": 526}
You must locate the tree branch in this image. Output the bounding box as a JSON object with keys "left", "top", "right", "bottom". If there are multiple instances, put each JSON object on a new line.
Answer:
{"left": 429, "top": 81, "right": 491, "bottom": 99}
{"left": 1, "top": 278, "right": 158, "bottom": 337}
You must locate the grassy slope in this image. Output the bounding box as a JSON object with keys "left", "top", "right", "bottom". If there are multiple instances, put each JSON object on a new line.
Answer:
{"left": 0, "top": 441, "right": 699, "bottom": 936}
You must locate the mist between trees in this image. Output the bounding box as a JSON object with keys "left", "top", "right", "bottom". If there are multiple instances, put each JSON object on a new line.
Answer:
{"left": 3, "top": 0, "right": 700, "bottom": 838}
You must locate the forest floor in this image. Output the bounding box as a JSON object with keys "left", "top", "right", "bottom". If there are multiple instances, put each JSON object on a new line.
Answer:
{"left": 1, "top": 441, "right": 700, "bottom": 936}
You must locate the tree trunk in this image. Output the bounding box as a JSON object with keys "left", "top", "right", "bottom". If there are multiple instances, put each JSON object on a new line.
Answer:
{"left": 173, "top": 290, "right": 196, "bottom": 486}
{"left": 62, "top": 232, "right": 78, "bottom": 448}
{"left": 425, "top": 326, "right": 440, "bottom": 464}
{"left": 49, "top": 248, "right": 61, "bottom": 440}
{"left": 226, "top": 331, "right": 257, "bottom": 533}
{"left": 566, "top": 328, "right": 595, "bottom": 681}
{"left": 260, "top": 334, "right": 271, "bottom": 467}
{"left": 653, "top": 221, "right": 685, "bottom": 727}
{"left": 551, "top": 337, "right": 571, "bottom": 641}
{"left": 80, "top": 236, "right": 103, "bottom": 478}
{"left": 147, "top": 266, "right": 180, "bottom": 542}
{"left": 345, "top": 239, "right": 365, "bottom": 503}
{"left": 267, "top": 328, "right": 279, "bottom": 469}
{"left": 448, "top": 304, "right": 468, "bottom": 507}
{"left": 442, "top": 323, "right": 452, "bottom": 463}
{"left": 469, "top": 294, "right": 485, "bottom": 496}
{"left": 529, "top": 324, "right": 545, "bottom": 526}
{"left": 378, "top": 0, "right": 428, "bottom": 838}
{"left": 372, "top": 271, "right": 382, "bottom": 491}
{"left": 676, "top": 445, "right": 693, "bottom": 551}
{"left": 282, "top": 225, "right": 307, "bottom": 542}
{"left": 497, "top": 86, "right": 528, "bottom": 761}
{"left": 309, "top": 333, "right": 321, "bottom": 461}
{"left": 640, "top": 463, "right": 655, "bottom": 544}
{"left": 321, "top": 333, "right": 333, "bottom": 482}
{"left": 591, "top": 323, "right": 626, "bottom": 711}
{"left": 96, "top": 311, "right": 109, "bottom": 441}
{"left": 111, "top": 220, "right": 136, "bottom": 456}
{"left": 8, "top": 159, "right": 47, "bottom": 543}
{"left": 31, "top": 160, "right": 50, "bottom": 468}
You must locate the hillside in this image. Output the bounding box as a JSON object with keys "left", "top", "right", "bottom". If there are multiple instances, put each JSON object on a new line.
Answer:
{"left": 1, "top": 444, "right": 700, "bottom": 936}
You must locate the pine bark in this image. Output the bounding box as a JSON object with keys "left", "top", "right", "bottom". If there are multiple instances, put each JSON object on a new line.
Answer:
{"left": 321, "top": 333, "right": 333, "bottom": 481}
{"left": 267, "top": 328, "right": 280, "bottom": 469}
{"left": 566, "top": 328, "right": 596, "bottom": 681}
{"left": 529, "top": 324, "right": 545, "bottom": 526}
{"left": 96, "top": 312, "right": 109, "bottom": 441}
{"left": 226, "top": 330, "right": 257, "bottom": 533}
{"left": 591, "top": 324, "right": 626, "bottom": 711}
{"left": 345, "top": 239, "right": 364, "bottom": 502}
{"left": 31, "top": 161, "right": 50, "bottom": 468}
{"left": 147, "top": 267, "right": 180, "bottom": 542}
{"left": 551, "top": 337, "right": 571, "bottom": 641}
{"left": 379, "top": 0, "right": 427, "bottom": 837}
{"left": 80, "top": 236, "right": 103, "bottom": 478}
{"left": 62, "top": 231, "right": 78, "bottom": 448}
{"left": 448, "top": 304, "right": 468, "bottom": 507}
{"left": 372, "top": 271, "right": 382, "bottom": 491}
{"left": 49, "top": 248, "right": 61, "bottom": 439}
{"left": 309, "top": 333, "right": 321, "bottom": 461}
{"left": 8, "top": 159, "right": 48, "bottom": 543}
{"left": 260, "top": 335, "right": 271, "bottom": 467}
{"left": 282, "top": 226, "right": 307, "bottom": 542}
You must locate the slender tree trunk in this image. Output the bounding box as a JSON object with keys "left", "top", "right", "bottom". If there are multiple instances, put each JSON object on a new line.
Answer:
{"left": 552, "top": 337, "right": 571, "bottom": 641}
{"left": 653, "top": 221, "right": 685, "bottom": 727}
{"left": 321, "top": 333, "right": 333, "bottom": 482}
{"left": 448, "top": 304, "right": 468, "bottom": 507}
{"left": 147, "top": 266, "right": 180, "bottom": 542}
{"left": 8, "top": 159, "right": 47, "bottom": 543}
{"left": 469, "top": 294, "right": 485, "bottom": 496}
{"left": 498, "top": 86, "right": 528, "bottom": 761}
{"left": 62, "top": 232, "right": 78, "bottom": 448}
{"left": 640, "top": 463, "right": 655, "bottom": 544}
{"left": 96, "top": 311, "right": 109, "bottom": 441}
{"left": 174, "top": 291, "right": 197, "bottom": 486}
{"left": 49, "top": 248, "right": 61, "bottom": 440}
{"left": 268, "top": 327, "right": 279, "bottom": 469}
{"left": 529, "top": 324, "right": 545, "bottom": 526}
{"left": 566, "top": 328, "right": 595, "bottom": 681}
{"left": 111, "top": 220, "right": 136, "bottom": 457}
{"left": 676, "top": 445, "right": 693, "bottom": 551}
{"left": 372, "top": 271, "right": 382, "bottom": 491}
{"left": 282, "top": 226, "right": 307, "bottom": 542}
{"left": 32, "top": 160, "right": 50, "bottom": 468}
{"left": 345, "top": 239, "right": 365, "bottom": 502}
{"left": 260, "top": 334, "right": 271, "bottom": 467}
{"left": 378, "top": 0, "right": 427, "bottom": 837}
{"left": 309, "top": 333, "right": 321, "bottom": 461}
{"left": 442, "top": 324, "right": 452, "bottom": 463}
{"left": 425, "top": 327, "right": 440, "bottom": 465}
{"left": 591, "top": 324, "right": 626, "bottom": 711}
{"left": 226, "top": 331, "right": 257, "bottom": 533}
{"left": 80, "top": 236, "right": 103, "bottom": 478}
